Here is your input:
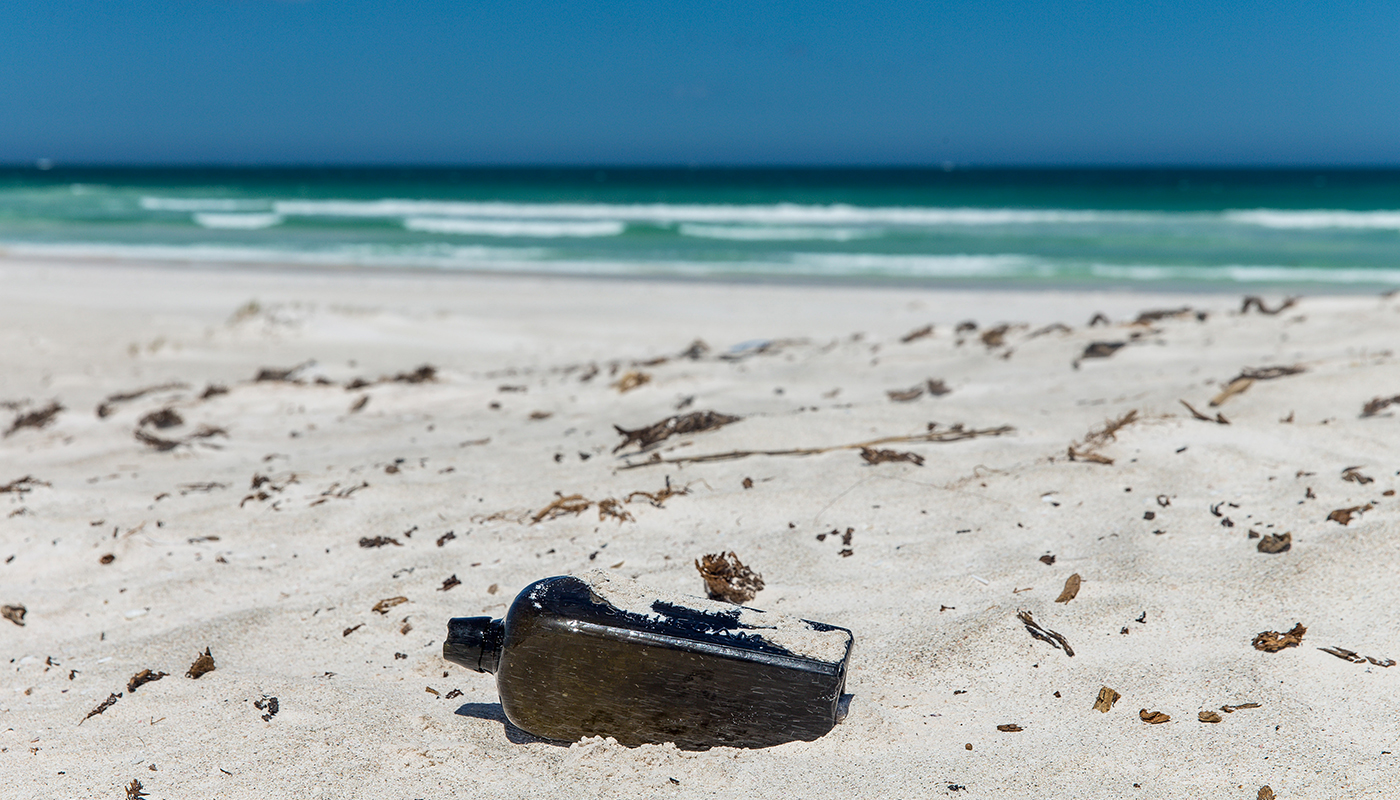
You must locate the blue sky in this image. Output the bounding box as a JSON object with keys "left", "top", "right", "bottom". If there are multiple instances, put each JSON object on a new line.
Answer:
{"left": 2, "top": 1, "right": 1397, "bottom": 165}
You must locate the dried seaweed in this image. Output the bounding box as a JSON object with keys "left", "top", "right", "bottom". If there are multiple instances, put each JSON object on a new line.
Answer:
{"left": 138, "top": 408, "right": 183, "bottom": 429}
{"left": 1241, "top": 296, "right": 1297, "bottom": 315}
{"left": 995, "top": 724, "right": 1023, "bottom": 732}
{"left": 532, "top": 493, "right": 592, "bottom": 523}
{"left": 200, "top": 383, "right": 228, "bottom": 400}
{"left": 1039, "top": 555, "right": 1056, "bottom": 565}
{"left": 0, "top": 475, "right": 50, "bottom": 496}
{"left": 625, "top": 477, "right": 688, "bottom": 507}
{"left": 613, "top": 410, "right": 742, "bottom": 453}
{"left": 186, "top": 648, "right": 216, "bottom": 679}
{"left": 439, "top": 574, "right": 461, "bottom": 592}
{"left": 136, "top": 424, "right": 227, "bottom": 452}
{"left": 127, "top": 669, "right": 168, "bottom": 693}
{"left": 597, "top": 498, "right": 634, "bottom": 523}
{"left": 1018, "top": 610, "right": 1074, "bottom": 657}
{"left": 1138, "top": 709, "right": 1170, "bottom": 724}
{"left": 696, "top": 552, "right": 764, "bottom": 604}
{"left": 1318, "top": 646, "right": 1395, "bottom": 667}
{"left": 887, "top": 386, "right": 924, "bottom": 403}
{"left": 612, "top": 371, "right": 651, "bottom": 393}
{"left": 254, "top": 695, "right": 279, "bottom": 721}
{"left": 392, "top": 365, "right": 436, "bottom": 384}
{"left": 1068, "top": 410, "right": 1138, "bottom": 464}
{"left": 372, "top": 596, "right": 409, "bottom": 614}
{"left": 860, "top": 448, "right": 925, "bottom": 466}
{"left": 622, "top": 423, "right": 1015, "bottom": 469}
{"left": 1220, "top": 703, "right": 1260, "bottom": 713}
{"left": 359, "top": 536, "right": 401, "bottom": 549}
{"left": 1080, "top": 341, "right": 1125, "bottom": 360}
{"left": 1361, "top": 394, "right": 1400, "bottom": 417}
{"left": 5, "top": 401, "right": 63, "bottom": 437}
{"left": 1198, "top": 711, "right": 1222, "bottom": 723}
{"left": 1256, "top": 532, "right": 1292, "bottom": 553}
{"left": 1093, "top": 686, "right": 1120, "bottom": 713}
{"left": 436, "top": 531, "right": 457, "bottom": 547}
{"left": 96, "top": 383, "right": 189, "bottom": 418}
{"left": 980, "top": 325, "right": 1015, "bottom": 348}
{"left": 126, "top": 778, "right": 148, "bottom": 799}
{"left": 1180, "top": 399, "right": 1230, "bottom": 424}
{"left": 1210, "top": 365, "right": 1306, "bottom": 407}
{"left": 1135, "top": 307, "right": 1191, "bottom": 323}
{"left": 1252, "top": 622, "right": 1306, "bottom": 652}
{"left": 1327, "top": 504, "right": 1372, "bottom": 525}
{"left": 900, "top": 325, "right": 934, "bottom": 343}
{"left": 1054, "top": 573, "right": 1082, "bottom": 603}
{"left": 1341, "top": 466, "right": 1373, "bottom": 484}
{"left": 80, "top": 692, "right": 121, "bottom": 724}
{"left": 1257, "top": 787, "right": 1276, "bottom": 800}
{"left": 2, "top": 604, "right": 25, "bottom": 626}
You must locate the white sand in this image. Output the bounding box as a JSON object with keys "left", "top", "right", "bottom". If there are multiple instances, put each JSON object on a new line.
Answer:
{"left": 2, "top": 257, "right": 1398, "bottom": 798}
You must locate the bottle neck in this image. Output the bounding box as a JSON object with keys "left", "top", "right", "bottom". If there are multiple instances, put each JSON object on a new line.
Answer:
{"left": 443, "top": 616, "right": 505, "bottom": 674}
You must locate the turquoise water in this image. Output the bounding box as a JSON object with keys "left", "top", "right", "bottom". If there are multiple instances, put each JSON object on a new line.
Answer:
{"left": 2, "top": 167, "right": 1399, "bottom": 288}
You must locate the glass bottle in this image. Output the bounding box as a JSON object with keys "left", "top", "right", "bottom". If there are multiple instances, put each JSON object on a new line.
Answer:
{"left": 444, "top": 570, "right": 854, "bottom": 749}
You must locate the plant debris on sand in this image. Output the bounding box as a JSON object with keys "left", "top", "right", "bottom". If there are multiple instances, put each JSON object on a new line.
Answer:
{"left": 1252, "top": 623, "right": 1306, "bottom": 652}
{"left": 1068, "top": 410, "right": 1138, "bottom": 464}
{"left": 372, "top": 596, "right": 409, "bottom": 614}
{"left": 0, "top": 475, "right": 50, "bottom": 496}
{"left": 1241, "top": 296, "right": 1297, "bottom": 315}
{"left": 1210, "top": 365, "right": 1306, "bottom": 407}
{"left": 695, "top": 551, "right": 764, "bottom": 604}
{"left": 5, "top": 401, "right": 63, "bottom": 437}
{"left": 1180, "top": 400, "right": 1230, "bottom": 425}
{"left": 2, "top": 604, "right": 26, "bottom": 626}
{"left": 186, "top": 648, "right": 216, "bottom": 679}
{"left": 613, "top": 410, "right": 742, "bottom": 453}
{"left": 80, "top": 692, "right": 121, "bottom": 724}
{"left": 860, "top": 447, "right": 925, "bottom": 466}
{"left": 126, "top": 778, "right": 148, "bottom": 799}
{"left": 1018, "top": 610, "right": 1074, "bottom": 657}
{"left": 887, "top": 379, "right": 952, "bottom": 402}
{"left": 1257, "top": 532, "right": 1292, "bottom": 553}
{"left": 1139, "top": 709, "right": 1171, "bottom": 724}
{"left": 623, "top": 423, "right": 1013, "bottom": 468}
{"left": 96, "top": 382, "right": 188, "bottom": 418}
{"left": 1093, "top": 686, "right": 1120, "bottom": 712}
{"left": 1318, "top": 646, "right": 1395, "bottom": 667}
{"left": 1054, "top": 573, "right": 1082, "bottom": 603}
{"left": 1361, "top": 394, "right": 1400, "bottom": 417}
{"left": 136, "top": 424, "right": 227, "bottom": 452}
{"left": 1327, "top": 504, "right": 1372, "bottom": 525}
{"left": 127, "top": 669, "right": 168, "bottom": 693}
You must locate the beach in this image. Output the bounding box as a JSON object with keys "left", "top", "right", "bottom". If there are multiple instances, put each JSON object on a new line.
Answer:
{"left": 3, "top": 256, "right": 1398, "bottom": 798}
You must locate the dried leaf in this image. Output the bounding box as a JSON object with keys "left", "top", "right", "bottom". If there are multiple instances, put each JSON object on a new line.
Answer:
{"left": 1054, "top": 573, "right": 1082, "bottom": 604}
{"left": 1327, "top": 504, "right": 1372, "bottom": 525}
{"left": 438, "top": 575, "right": 461, "bottom": 592}
{"left": 612, "top": 410, "right": 742, "bottom": 453}
{"left": 1220, "top": 703, "right": 1261, "bottom": 713}
{"left": 859, "top": 447, "right": 925, "bottom": 466}
{"left": 1319, "top": 646, "right": 1395, "bottom": 667}
{"left": 1252, "top": 622, "right": 1306, "bottom": 652}
{"left": 1209, "top": 377, "right": 1254, "bottom": 407}
{"left": 372, "top": 596, "right": 409, "bottom": 615}
{"left": 1257, "top": 532, "right": 1292, "bottom": 554}
{"left": 1258, "top": 786, "right": 1276, "bottom": 800}
{"left": 126, "top": 669, "right": 168, "bottom": 693}
{"left": 1139, "top": 709, "right": 1170, "bottom": 724}
{"left": 80, "top": 692, "right": 122, "bottom": 724}
{"left": 695, "top": 551, "right": 764, "bottom": 604}
{"left": 1093, "top": 686, "right": 1120, "bottom": 713}
{"left": 1198, "top": 711, "right": 1222, "bottom": 723}
{"left": 2, "top": 604, "right": 26, "bottom": 626}
{"left": 995, "top": 724, "right": 1023, "bottom": 732}
{"left": 186, "top": 648, "right": 216, "bottom": 679}
{"left": 887, "top": 386, "right": 925, "bottom": 403}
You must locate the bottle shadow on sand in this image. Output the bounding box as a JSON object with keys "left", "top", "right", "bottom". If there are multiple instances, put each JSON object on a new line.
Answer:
{"left": 454, "top": 702, "right": 568, "bottom": 746}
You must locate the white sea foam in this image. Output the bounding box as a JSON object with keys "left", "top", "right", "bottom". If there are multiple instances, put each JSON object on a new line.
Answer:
{"left": 141, "top": 197, "right": 272, "bottom": 212}
{"left": 403, "top": 217, "right": 625, "bottom": 238}
{"left": 193, "top": 213, "right": 284, "bottom": 230}
{"left": 1224, "top": 209, "right": 1400, "bottom": 230}
{"left": 0, "top": 241, "right": 551, "bottom": 269}
{"left": 274, "top": 199, "right": 1147, "bottom": 226}
{"left": 1088, "top": 263, "right": 1400, "bottom": 284}
{"left": 787, "top": 253, "right": 1050, "bottom": 278}
{"left": 678, "top": 224, "right": 876, "bottom": 241}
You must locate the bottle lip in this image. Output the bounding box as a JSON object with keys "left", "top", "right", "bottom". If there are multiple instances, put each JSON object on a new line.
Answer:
{"left": 443, "top": 616, "right": 504, "bottom": 674}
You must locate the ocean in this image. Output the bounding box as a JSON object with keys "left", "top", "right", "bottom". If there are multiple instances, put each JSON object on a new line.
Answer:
{"left": 2, "top": 167, "right": 1399, "bottom": 289}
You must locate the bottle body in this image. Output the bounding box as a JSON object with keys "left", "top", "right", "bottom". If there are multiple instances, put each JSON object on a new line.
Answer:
{"left": 445, "top": 572, "right": 853, "bottom": 749}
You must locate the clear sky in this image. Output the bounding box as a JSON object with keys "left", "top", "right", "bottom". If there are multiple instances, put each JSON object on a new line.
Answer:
{"left": 3, "top": 1, "right": 1397, "bottom": 166}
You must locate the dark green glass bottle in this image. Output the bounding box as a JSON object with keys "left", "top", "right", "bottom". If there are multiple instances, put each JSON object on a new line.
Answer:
{"left": 443, "top": 570, "right": 854, "bottom": 749}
